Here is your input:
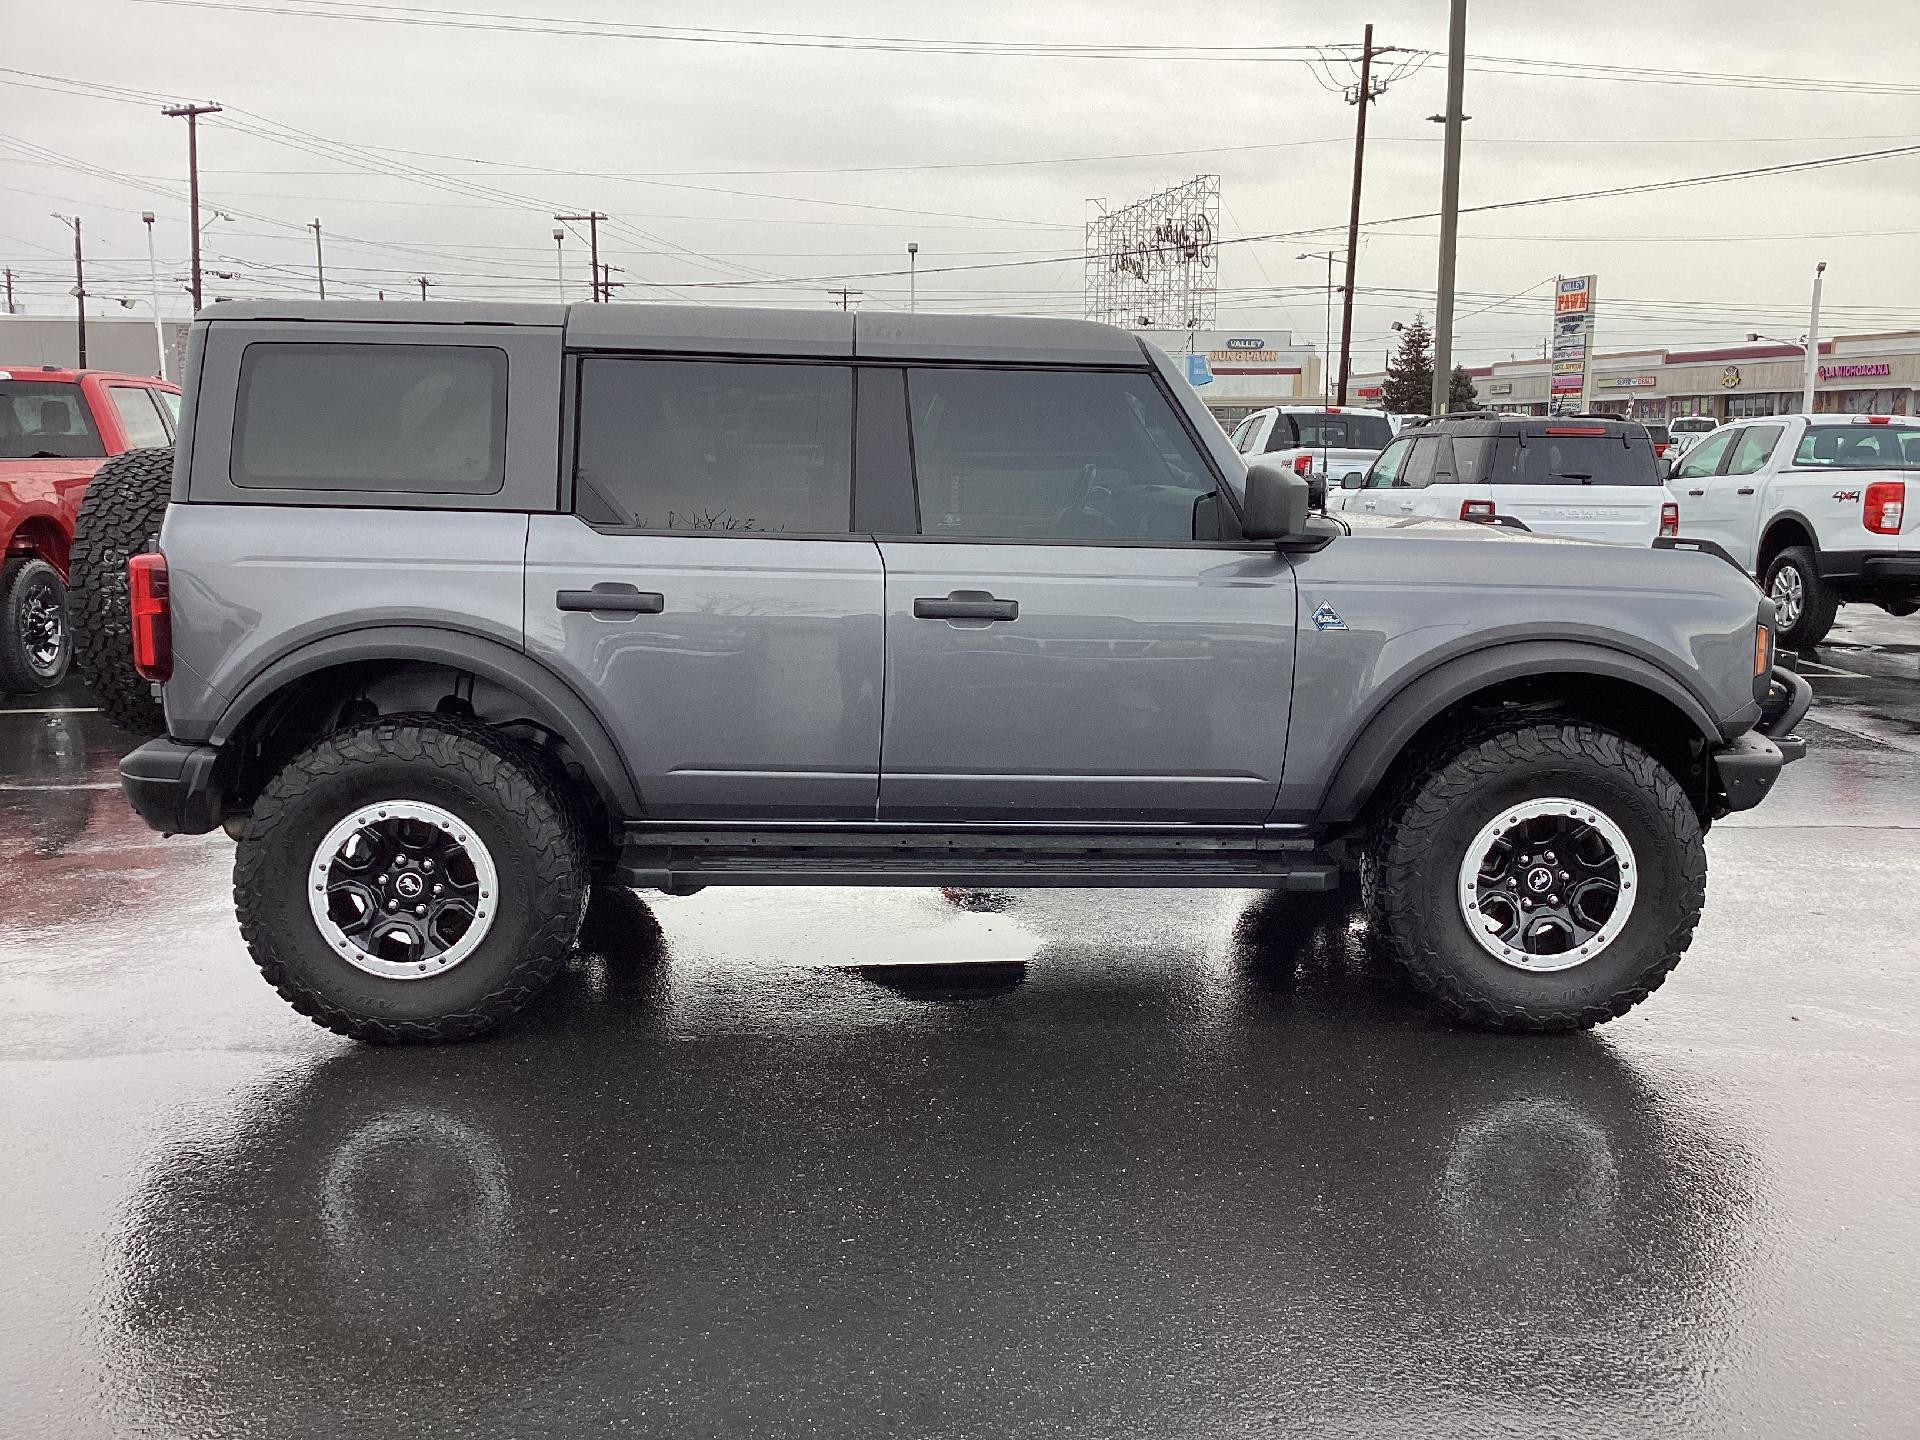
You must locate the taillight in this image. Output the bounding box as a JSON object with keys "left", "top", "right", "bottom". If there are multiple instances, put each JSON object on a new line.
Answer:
{"left": 1459, "top": 499, "right": 1497, "bottom": 522}
{"left": 1864, "top": 480, "right": 1906, "bottom": 535}
{"left": 1291, "top": 453, "right": 1315, "bottom": 476}
{"left": 129, "top": 552, "right": 171, "bottom": 683}
{"left": 1660, "top": 501, "right": 1680, "bottom": 538}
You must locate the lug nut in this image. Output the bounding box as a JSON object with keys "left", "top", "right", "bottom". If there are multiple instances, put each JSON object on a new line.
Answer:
{"left": 423, "top": 859, "right": 434, "bottom": 872}
{"left": 432, "top": 884, "right": 443, "bottom": 896}
{"left": 386, "top": 899, "right": 398, "bottom": 911}
{"left": 1544, "top": 851, "right": 1556, "bottom": 863}
{"left": 414, "top": 904, "right": 427, "bottom": 917}
{"left": 1549, "top": 894, "right": 1560, "bottom": 905}
{"left": 1559, "top": 871, "right": 1570, "bottom": 882}
{"left": 1521, "top": 898, "right": 1533, "bottom": 910}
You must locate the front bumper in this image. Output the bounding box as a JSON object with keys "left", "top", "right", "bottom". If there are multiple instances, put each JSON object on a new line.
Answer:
{"left": 120, "top": 737, "right": 225, "bottom": 835}
{"left": 1711, "top": 664, "right": 1812, "bottom": 814}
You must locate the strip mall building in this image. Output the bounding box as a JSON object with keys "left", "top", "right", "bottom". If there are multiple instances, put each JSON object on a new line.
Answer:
{"left": 1351, "top": 329, "right": 1920, "bottom": 421}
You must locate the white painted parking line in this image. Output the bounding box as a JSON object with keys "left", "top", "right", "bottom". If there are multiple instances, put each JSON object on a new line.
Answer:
{"left": 0, "top": 782, "right": 122, "bottom": 792}
{"left": 0, "top": 706, "right": 102, "bottom": 716}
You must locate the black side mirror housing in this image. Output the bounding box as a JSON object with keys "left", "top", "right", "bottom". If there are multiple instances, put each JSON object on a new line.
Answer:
{"left": 1242, "top": 462, "right": 1312, "bottom": 542}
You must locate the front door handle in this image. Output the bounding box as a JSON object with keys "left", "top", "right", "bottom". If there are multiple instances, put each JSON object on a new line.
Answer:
{"left": 557, "top": 584, "right": 665, "bottom": 615}
{"left": 1737, "top": 486, "right": 1756, "bottom": 496}
{"left": 914, "top": 590, "right": 1019, "bottom": 622}
{"left": 1687, "top": 488, "right": 1705, "bottom": 497}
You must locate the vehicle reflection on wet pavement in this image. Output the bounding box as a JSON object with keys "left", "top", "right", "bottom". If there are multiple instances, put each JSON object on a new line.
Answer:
{"left": 3, "top": 676, "right": 1917, "bottom": 1438}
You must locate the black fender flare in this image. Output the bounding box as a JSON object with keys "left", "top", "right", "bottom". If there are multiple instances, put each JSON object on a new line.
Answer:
{"left": 1757, "top": 509, "right": 1819, "bottom": 569}
{"left": 1314, "top": 639, "right": 1724, "bottom": 826}
{"left": 208, "top": 625, "right": 643, "bottom": 819}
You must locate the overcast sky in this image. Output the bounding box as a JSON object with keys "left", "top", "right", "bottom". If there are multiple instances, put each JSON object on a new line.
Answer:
{"left": 6, "top": 0, "right": 1920, "bottom": 365}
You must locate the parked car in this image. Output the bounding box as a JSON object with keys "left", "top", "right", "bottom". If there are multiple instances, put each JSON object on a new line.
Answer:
{"left": 1329, "top": 412, "right": 1680, "bottom": 547}
{"left": 0, "top": 366, "right": 179, "bottom": 692}
{"left": 1670, "top": 415, "right": 1720, "bottom": 440}
{"left": 1229, "top": 405, "right": 1393, "bottom": 493}
{"left": 1666, "top": 412, "right": 1919, "bottom": 647}
{"left": 1643, "top": 421, "right": 1673, "bottom": 462}
{"left": 110, "top": 302, "right": 1804, "bottom": 1044}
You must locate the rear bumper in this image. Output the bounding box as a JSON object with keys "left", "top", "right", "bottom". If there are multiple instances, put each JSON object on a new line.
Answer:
{"left": 1818, "top": 549, "right": 1920, "bottom": 598}
{"left": 120, "top": 737, "right": 225, "bottom": 835}
{"left": 1711, "top": 664, "right": 1812, "bottom": 814}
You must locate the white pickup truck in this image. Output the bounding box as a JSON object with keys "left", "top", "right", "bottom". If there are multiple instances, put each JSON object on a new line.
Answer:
{"left": 1229, "top": 405, "right": 1392, "bottom": 491}
{"left": 1667, "top": 412, "right": 1918, "bottom": 647}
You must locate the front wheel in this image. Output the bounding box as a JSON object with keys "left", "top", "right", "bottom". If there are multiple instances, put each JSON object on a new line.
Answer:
{"left": 0, "top": 557, "right": 71, "bottom": 694}
{"left": 1763, "top": 545, "right": 1837, "bottom": 650}
{"left": 234, "top": 716, "right": 589, "bottom": 1044}
{"left": 1365, "top": 722, "right": 1706, "bottom": 1032}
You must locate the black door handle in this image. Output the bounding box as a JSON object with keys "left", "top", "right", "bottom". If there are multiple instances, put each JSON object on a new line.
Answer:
{"left": 914, "top": 590, "right": 1019, "bottom": 622}
{"left": 557, "top": 585, "right": 665, "bottom": 614}
{"left": 1737, "top": 486, "right": 1756, "bottom": 496}
{"left": 1687, "top": 488, "right": 1705, "bottom": 497}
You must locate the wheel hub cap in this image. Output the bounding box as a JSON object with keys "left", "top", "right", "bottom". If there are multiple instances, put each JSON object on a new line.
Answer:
{"left": 1457, "top": 798, "right": 1637, "bottom": 973}
{"left": 308, "top": 800, "right": 498, "bottom": 980}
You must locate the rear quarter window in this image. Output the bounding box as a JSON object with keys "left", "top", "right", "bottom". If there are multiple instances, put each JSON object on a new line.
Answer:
{"left": 231, "top": 343, "right": 507, "bottom": 493}
{"left": 1488, "top": 429, "right": 1660, "bottom": 486}
{"left": 1793, "top": 424, "right": 1920, "bottom": 470}
{"left": 0, "top": 381, "right": 105, "bottom": 460}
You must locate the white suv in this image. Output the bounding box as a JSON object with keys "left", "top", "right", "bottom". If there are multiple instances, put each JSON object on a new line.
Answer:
{"left": 1329, "top": 413, "right": 1679, "bottom": 549}
{"left": 1230, "top": 406, "right": 1394, "bottom": 491}
{"left": 1666, "top": 412, "right": 1919, "bottom": 647}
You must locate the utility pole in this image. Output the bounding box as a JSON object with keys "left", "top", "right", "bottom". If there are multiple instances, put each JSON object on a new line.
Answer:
{"left": 907, "top": 241, "right": 919, "bottom": 312}
{"left": 310, "top": 218, "right": 326, "bottom": 299}
{"left": 825, "top": 288, "right": 862, "bottom": 312}
{"left": 1430, "top": 0, "right": 1468, "bottom": 415}
{"left": 599, "top": 262, "right": 625, "bottom": 301}
{"left": 554, "top": 212, "right": 605, "bottom": 300}
{"left": 143, "top": 211, "right": 167, "bottom": 379}
{"left": 3, "top": 268, "right": 14, "bottom": 316}
{"left": 1335, "top": 24, "right": 1382, "bottom": 406}
{"left": 553, "top": 228, "right": 567, "bottom": 302}
{"left": 1801, "top": 260, "right": 1827, "bottom": 415}
{"left": 163, "top": 102, "right": 222, "bottom": 314}
{"left": 54, "top": 214, "right": 86, "bottom": 367}
{"left": 416, "top": 275, "right": 433, "bottom": 301}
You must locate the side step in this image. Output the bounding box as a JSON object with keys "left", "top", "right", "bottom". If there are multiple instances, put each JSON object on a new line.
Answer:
{"left": 613, "top": 823, "right": 1341, "bottom": 892}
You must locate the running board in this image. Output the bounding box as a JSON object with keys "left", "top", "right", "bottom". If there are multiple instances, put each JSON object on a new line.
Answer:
{"left": 614, "top": 823, "right": 1340, "bottom": 892}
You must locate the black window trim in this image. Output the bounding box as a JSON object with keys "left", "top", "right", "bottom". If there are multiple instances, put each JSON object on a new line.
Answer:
{"left": 228, "top": 339, "right": 511, "bottom": 495}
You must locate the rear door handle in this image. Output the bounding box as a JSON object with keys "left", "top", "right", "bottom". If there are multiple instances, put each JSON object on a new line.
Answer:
{"left": 1737, "top": 486, "right": 1756, "bottom": 496}
{"left": 557, "top": 584, "right": 665, "bottom": 615}
{"left": 914, "top": 590, "right": 1019, "bottom": 622}
{"left": 1687, "top": 488, "right": 1705, "bottom": 497}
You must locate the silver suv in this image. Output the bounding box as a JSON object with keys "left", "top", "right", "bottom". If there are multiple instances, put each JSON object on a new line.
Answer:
{"left": 107, "top": 302, "right": 1809, "bottom": 1043}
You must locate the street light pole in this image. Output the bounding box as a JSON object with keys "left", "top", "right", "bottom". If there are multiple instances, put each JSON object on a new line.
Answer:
{"left": 553, "top": 228, "right": 566, "bottom": 302}
{"left": 1801, "top": 260, "right": 1827, "bottom": 415}
{"left": 1430, "top": 0, "right": 1468, "bottom": 415}
{"left": 908, "top": 241, "right": 919, "bottom": 313}
{"left": 142, "top": 211, "right": 166, "bottom": 379}
{"left": 310, "top": 218, "right": 326, "bottom": 299}
{"left": 1298, "top": 250, "right": 1342, "bottom": 402}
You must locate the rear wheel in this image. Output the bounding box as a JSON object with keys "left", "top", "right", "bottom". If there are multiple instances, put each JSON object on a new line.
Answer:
{"left": 1366, "top": 721, "right": 1706, "bottom": 1032}
{"left": 234, "top": 716, "right": 589, "bottom": 1044}
{"left": 0, "top": 557, "right": 72, "bottom": 694}
{"left": 1763, "top": 545, "right": 1837, "bottom": 650}
{"left": 69, "top": 445, "right": 174, "bottom": 734}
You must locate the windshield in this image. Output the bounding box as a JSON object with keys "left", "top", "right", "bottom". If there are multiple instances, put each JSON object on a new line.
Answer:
{"left": 1792, "top": 424, "right": 1920, "bottom": 470}
{"left": 1487, "top": 429, "right": 1661, "bottom": 486}
{"left": 0, "top": 381, "right": 105, "bottom": 460}
{"left": 1276, "top": 413, "right": 1392, "bottom": 452}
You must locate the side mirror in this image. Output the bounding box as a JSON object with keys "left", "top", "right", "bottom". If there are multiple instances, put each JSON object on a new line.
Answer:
{"left": 1307, "top": 474, "right": 1327, "bottom": 510}
{"left": 1340, "top": 471, "right": 1366, "bottom": 490}
{"left": 1242, "top": 462, "right": 1312, "bottom": 542}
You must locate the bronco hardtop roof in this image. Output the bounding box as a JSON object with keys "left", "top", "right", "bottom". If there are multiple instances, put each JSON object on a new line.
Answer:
{"left": 196, "top": 300, "right": 1151, "bottom": 368}
{"left": 1402, "top": 411, "right": 1656, "bottom": 437}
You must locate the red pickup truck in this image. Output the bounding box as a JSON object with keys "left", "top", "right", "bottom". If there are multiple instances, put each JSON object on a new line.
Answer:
{"left": 0, "top": 367, "right": 180, "bottom": 693}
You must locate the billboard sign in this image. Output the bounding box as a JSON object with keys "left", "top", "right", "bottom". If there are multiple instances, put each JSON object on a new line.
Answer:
{"left": 1549, "top": 275, "right": 1598, "bottom": 413}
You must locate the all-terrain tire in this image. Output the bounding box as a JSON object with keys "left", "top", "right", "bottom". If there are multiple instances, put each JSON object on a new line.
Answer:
{"left": 0, "top": 557, "right": 72, "bottom": 693}
{"left": 234, "top": 715, "right": 589, "bottom": 1044}
{"left": 69, "top": 445, "right": 173, "bottom": 734}
{"left": 1763, "top": 545, "right": 1838, "bottom": 651}
{"left": 1366, "top": 721, "right": 1707, "bottom": 1033}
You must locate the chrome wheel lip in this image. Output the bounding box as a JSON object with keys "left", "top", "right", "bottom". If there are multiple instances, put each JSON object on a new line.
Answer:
{"left": 308, "top": 799, "right": 498, "bottom": 980}
{"left": 1456, "top": 797, "right": 1637, "bottom": 974}
{"left": 1770, "top": 565, "right": 1805, "bottom": 629}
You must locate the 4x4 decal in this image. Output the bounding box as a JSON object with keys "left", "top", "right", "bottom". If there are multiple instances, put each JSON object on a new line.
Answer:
{"left": 1832, "top": 490, "right": 1862, "bottom": 503}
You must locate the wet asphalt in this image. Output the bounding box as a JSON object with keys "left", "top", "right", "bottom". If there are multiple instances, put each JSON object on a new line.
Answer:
{"left": 3, "top": 613, "right": 1918, "bottom": 1439}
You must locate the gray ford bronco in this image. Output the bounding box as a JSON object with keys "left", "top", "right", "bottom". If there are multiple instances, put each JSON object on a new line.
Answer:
{"left": 107, "top": 301, "right": 1809, "bottom": 1043}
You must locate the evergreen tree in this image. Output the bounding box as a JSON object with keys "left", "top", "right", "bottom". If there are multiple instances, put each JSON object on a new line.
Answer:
{"left": 1381, "top": 315, "right": 1433, "bottom": 414}
{"left": 1448, "top": 365, "right": 1480, "bottom": 411}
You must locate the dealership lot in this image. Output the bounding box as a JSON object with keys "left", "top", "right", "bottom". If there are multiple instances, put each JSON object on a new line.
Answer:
{"left": 0, "top": 612, "right": 1915, "bottom": 1438}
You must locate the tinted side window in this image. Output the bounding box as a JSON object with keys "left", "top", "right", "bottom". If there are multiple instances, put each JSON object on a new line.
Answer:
{"left": 1261, "top": 416, "right": 1299, "bottom": 452}
{"left": 1449, "top": 436, "right": 1495, "bottom": 483}
{"left": 1793, "top": 424, "right": 1920, "bottom": 470}
{"left": 575, "top": 358, "right": 853, "bottom": 533}
{"left": 232, "top": 343, "right": 506, "bottom": 493}
{"left": 907, "top": 368, "right": 1219, "bottom": 543}
{"left": 1725, "top": 423, "right": 1783, "bottom": 476}
{"left": 1397, "top": 437, "right": 1439, "bottom": 489}
{"left": 0, "top": 381, "right": 104, "bottom": 460}
{"left": 107, "top": 386, "right": 171, "bottom": 449}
